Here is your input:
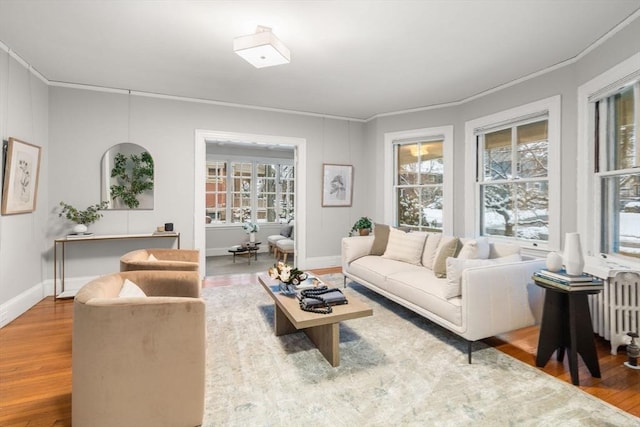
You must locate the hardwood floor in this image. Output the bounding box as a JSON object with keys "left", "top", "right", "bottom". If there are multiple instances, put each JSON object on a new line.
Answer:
{"left": 1, "top": 268, "right": 638, "bottom": 426}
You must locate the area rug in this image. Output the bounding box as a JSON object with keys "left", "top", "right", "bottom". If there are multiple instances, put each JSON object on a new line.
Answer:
{"left": 202, "top": 275, "right": 639, "bottom": 426}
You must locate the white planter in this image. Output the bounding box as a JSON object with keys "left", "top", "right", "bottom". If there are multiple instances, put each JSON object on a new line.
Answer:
{"left": 249, "top": 232, "right": 256, "bottom": 243}
{"left": 73, "top": 223, "right": 88, "bottom": 234}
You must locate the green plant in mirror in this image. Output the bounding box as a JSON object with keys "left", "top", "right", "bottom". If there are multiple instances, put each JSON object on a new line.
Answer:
{"left": 58, "top": 201, "right": 109, "bottom": 225}
{"left": 110, "top": 151, "right": 154, "bottom": 208}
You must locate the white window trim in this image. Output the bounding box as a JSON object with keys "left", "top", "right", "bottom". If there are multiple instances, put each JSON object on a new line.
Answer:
{"left": 464, "top": 95, "right": 561, "bottom": 249}
{"left": 195, "top": 130, "right": 307, "bottom": 272}
{"left": 577, "top": 52, "right": 640, "bottom": 266}
{"left": 383, "top": 126, "right": 453, "bottom": 235}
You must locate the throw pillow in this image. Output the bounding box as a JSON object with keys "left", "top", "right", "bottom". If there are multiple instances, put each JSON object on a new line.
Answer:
{"left": 432, "top": 236, "right": 461, "bottom": 278}
{"left": 421, "top": 233, "right": 442, "bottom": 269}
{"left": 119, "top": 278, "right": 147, "bottom": 298}
{"left": 370, "top": 223, "right": 390, "bottom": 256}
{"left": 457, "top": 237, "right": 490, "bottom": 260}
{"left": 147, "top": 253, "right": 159, "bottom": 262}
{"left": 382, "top": 227, "right": 427, "bottom": 265}
{"left": 280, "top": 224, "right": 293, "bottom": 238}
{"left": 444, "top": 253, "right": 522, "bottom": 299}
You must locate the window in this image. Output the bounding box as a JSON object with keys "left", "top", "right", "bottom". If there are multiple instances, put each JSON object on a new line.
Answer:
{"left": 394, "top": 139, "right": 444, "bottom": 231}
{"left": 595, "top": 82, "right": 639, "bottom": 259}
{"left": 206, "top": 159, "right": 294, "bottom": 225}
{"left": 465, "top": 96, "right": 560, "bottom": 248}
{"left": 478, "top": 118, "right": 550, "bottom": 240}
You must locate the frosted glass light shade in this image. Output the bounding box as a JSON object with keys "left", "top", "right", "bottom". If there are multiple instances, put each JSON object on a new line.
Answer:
{"left": 234, "top": 26, "right": 290, "bottom": 68}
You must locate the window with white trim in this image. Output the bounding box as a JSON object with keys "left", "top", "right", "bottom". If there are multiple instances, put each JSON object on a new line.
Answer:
{"left": 394, "top": 139, "right": 444, "bottom": 231}
{"left": 594, "top": 81, "right": 639, "bottom": 259}
{"left": 206, "top": 159, "right": 295, "bottom": 225}
{"left": 466, "top": 96, "right": 560, "bottom": 247}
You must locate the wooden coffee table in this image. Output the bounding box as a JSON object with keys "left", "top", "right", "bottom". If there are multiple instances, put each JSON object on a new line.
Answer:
{"left": 258, "top": 274, "right": 372, "bottom": 367}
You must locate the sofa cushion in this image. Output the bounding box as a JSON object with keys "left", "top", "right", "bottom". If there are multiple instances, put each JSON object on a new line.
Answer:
{"left": 382, "top": 228, "right": 427, "bottom": 265}
{"left": 280, "top": 224, "right": 293, "bottom": 238}
{"left": 119, "top": 279, "right": 147, "bottom": 298}
{"left": 444, "top": 253, "right": 522, "bottom": 299}
{"left": 349, "top": 256, "right": 421, "bottom": 287}
{"left": 457, "top": 237, "right": 490, "bottom": 260}
{"left": 421, "top": 233, "right": 442, "bottom": 269}
{"left": 432, "top": 236, "right": 461, "bottom": 277}
{"left": 371, "top": 223, "right": 390, "bottom": 255}
{"left": 489, "top": 242, "right": 522, "bottom": 258}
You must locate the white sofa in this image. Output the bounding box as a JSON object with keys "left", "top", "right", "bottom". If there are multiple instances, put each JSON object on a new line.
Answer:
{"left": 342, "top": 231, "right": 546, "bottom": 362}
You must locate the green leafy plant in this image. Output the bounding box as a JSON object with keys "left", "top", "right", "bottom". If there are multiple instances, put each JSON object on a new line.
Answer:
{"left": 110, "top": 151, "right": 154, "bottom": 209}
{"left": 58, "top": 201, "right": 109, "bottom": 225}
{"left": 351, "top": 216, "right": 373, "bottom": 233}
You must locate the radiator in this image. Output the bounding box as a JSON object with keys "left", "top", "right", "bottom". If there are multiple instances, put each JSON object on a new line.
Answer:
{"left": 589, "top": 272, "right": 640, "bottom": 355}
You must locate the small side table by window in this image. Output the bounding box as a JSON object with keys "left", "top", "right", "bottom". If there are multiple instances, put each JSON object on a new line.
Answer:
{"left": 228, "top": 242, "right": 260, "bottom": 265}
{"left": 533, "top": 276, "right": 603, "bottom": 385}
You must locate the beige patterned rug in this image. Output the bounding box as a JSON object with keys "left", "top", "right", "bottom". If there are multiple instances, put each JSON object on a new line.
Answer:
{"left": 202, "top": 274, "right": 639, "bottom": 426}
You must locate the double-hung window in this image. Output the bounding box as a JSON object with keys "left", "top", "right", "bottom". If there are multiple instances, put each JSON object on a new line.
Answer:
{"left": 594, "top": 81, "right": 639, "bottom": 259}
{"left": 466, "top": 96, "right": 560, "bottom": 247}
{"left": 394, "top": 139, "right": 444, "bottom": 231}
{"left": 206, "top": 159, "right": 295, "bottom": 225}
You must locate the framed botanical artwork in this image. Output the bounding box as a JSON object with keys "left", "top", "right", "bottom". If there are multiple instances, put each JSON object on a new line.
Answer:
{"left": 322, "top": 163, "right": 353, "bottom": 207}
{"left": 1, "top": 137, "right": 42, "bottom": 215}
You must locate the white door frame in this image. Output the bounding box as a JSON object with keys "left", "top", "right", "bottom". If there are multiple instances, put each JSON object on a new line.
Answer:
{"left": 194, "top": 129, "right": 307, "bottom": 274}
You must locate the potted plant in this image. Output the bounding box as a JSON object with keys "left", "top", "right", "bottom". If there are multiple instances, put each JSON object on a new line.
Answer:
{"left": 58, "top": 201, "right": 109, "bottom": 234}
{"left": 351, "top": 216, "right": 373, "bottom": 236}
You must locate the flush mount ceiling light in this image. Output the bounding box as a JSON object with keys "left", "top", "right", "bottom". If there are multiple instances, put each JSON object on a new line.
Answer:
{"left": 233, "top": 25, "right": 290, "bottom": 68}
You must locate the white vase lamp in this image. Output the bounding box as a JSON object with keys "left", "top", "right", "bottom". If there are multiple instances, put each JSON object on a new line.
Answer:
{"left": 545, "top": 252, "right": 563, "bottom": 272}
{"left": 249, "top": 232, "right": 256, "bottom": 243}
{"left": 563, "top": 232, "right": 584, "bottom": 275}
{"left": 73, "top": 223, "right": 88, "bottom": 234}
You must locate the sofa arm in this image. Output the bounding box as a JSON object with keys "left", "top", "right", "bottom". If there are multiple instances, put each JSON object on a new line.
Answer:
{"left": 460, "top": 258, "right": 546, "bottom": 341}
{"left": 341, "top": 236, "right": 374, "bottom": 270}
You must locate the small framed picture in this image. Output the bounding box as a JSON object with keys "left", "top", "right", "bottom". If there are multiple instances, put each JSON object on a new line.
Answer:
{"left": 322, "top": 163, "right": 353, "bottom": 207}
{"left": 2, "top": 137, "right": 42, "bottom": 215}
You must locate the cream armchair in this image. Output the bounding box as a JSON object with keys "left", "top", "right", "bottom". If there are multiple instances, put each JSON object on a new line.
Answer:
{"left": 120, "top": 248, "right": 199, "bottom": 273}
{"left": 72, "top": 270, "right": 205, "bottom": 427}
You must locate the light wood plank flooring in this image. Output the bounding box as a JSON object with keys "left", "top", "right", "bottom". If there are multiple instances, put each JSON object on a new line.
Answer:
{"left": 0, "top": 268, "right": 638, "bottom": 426}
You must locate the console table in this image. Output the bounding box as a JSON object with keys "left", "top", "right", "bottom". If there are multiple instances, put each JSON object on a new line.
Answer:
{"left": 53, "top": 232, "right": 180, "bottom": 299}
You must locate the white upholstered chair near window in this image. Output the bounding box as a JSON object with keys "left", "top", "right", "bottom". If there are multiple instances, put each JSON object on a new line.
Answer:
{"left": 120, "top": 248, "right": 199, "bottom": 273}
{"left": 267, "top": 223, "right": 294, "bottom": 257}
{"left": 72, "top": 270, "right": 205, "bottom": 427}
{"left": 275, "top": 238, "right": 295, "bottom": 263}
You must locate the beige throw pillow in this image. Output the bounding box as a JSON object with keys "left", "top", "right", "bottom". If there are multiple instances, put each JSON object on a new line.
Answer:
{"left": 147, "top": 253, "right": 159, "bottom": 262}
{"left": 119, "top": 278, "right": 147, "bottom": 298}
{"left": 382, "top": 227, "right": 427, "bottom": 265}
{"left": 432, "top": 236, "right": 461, "bottom": 278}
{"left": 370, "top": 223, "right": 390, "bottom": 255}
{"left": 421, "top": 233, "right": 442, "bottom": 269}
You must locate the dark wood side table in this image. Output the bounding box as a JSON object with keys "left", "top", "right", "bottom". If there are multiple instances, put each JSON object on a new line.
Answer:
{"left": 533, "top": 277, "right": 603, "bottom": 385}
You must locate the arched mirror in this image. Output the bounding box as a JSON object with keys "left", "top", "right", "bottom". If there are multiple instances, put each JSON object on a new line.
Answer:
{"left": 101, "top": 143, "right": 154, "bottom": 209}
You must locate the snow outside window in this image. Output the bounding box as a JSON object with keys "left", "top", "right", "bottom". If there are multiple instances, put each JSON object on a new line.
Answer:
{"left": 465, "top": 95, "right": 560, "bottom": 249}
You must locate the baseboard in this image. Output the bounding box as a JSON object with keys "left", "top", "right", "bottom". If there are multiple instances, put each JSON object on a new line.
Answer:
{"left": 42, "top": 275, "right": 100, "bottom": 297}
{"left": 0, "top": 283, "right": 44, "bottom": 328}
{"left": 301, "top": 255, "right": 341, "bottom": 270}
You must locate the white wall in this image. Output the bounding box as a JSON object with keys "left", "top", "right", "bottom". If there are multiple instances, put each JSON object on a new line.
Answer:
{"left": 0, "top": 49, "right": 49, "bottom": 325}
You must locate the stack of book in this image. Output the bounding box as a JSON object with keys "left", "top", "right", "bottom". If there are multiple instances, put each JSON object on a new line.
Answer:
{"left": 533, "top": 268, "right": 604, "bottom": 291}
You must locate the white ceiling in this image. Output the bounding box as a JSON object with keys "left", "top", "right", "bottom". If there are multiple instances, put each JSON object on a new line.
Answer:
{"left": 1, "top": 0, "right": 639, "bottom": 121}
